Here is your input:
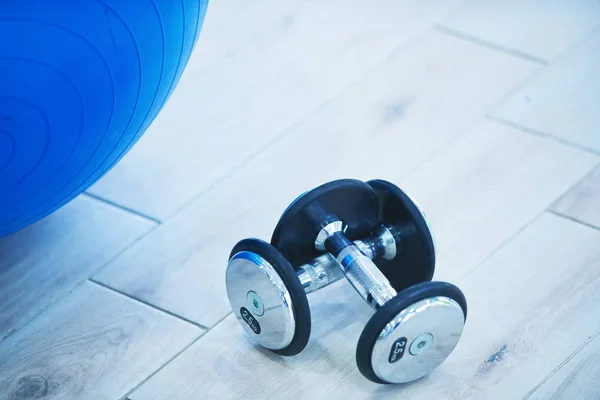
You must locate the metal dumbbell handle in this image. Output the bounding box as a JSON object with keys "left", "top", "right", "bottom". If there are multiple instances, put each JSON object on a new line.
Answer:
{"left": 296, "top": 252, "right": 345, "bottom": 294}
{"left": 335, "top": 243, "right": 397, "bottom": 308}
{"left": 296, "top": 223, "right": 401, "bottom": 309}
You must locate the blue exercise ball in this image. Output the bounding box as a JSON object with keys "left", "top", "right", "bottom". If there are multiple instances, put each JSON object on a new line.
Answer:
{"left": 0, "top": 0, "right": 208, "bottom": 237}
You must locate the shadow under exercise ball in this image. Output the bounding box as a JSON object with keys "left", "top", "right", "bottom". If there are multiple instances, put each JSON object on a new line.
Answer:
{"left": 0, "top": 0, "right": 208, "bottom": 238}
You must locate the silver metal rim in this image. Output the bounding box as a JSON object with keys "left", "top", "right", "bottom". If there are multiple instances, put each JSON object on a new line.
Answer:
{"left": 225, "top": 251, "right": 296, "bottom": 350}
{"left": 371, "top": 296, "right": 465, "bottom": 384}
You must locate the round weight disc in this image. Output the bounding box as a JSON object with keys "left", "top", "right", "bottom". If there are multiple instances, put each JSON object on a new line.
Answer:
{"left": 225, "top": 238, "right": 311, "bottom": 356}
{"left": 367, "top": 179, "right": 436, "bottom": 291}
{"left": 271, "top": 179, "right": 380, "bottom": 267}
{"left": 356, "top": 281, "right": 467, "bottom": 384}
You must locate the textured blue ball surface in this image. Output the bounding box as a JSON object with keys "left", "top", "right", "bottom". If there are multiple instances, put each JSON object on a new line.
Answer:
{"left": 0, "top": 0, "right": 208, "bottom": 237}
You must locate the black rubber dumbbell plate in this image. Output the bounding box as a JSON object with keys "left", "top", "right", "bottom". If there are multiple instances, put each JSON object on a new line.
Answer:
{"left": 271, "top": 179, "right": 380, "bottom": 267}
{"left": 225, "top": 238, "right": 311, "bottom": 356}
{"left": 367, "top": 179, "right": 436, "bottom": 292}
{"left": 356, "top": 281, "right": 467, "bottom": 384}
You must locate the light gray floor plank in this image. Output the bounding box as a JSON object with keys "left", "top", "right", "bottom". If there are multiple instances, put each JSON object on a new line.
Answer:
{"left": 322, "top": 213, "right": 600, "bottom": 400}
{"left": 551, "top": 164, "right": 600, "bottom": 229}
{"left": 0, "top": 196, "right": 153, "bottom": 340}
{"left": 130, "top": 280, "right": 372, "bottom": 400}
{"left": 438, "top": 0, "right": 600, "bottom": 62}
{"left": 87, "top": 0, "right": 463, "bottom": 221}
{"left": 93, "top": 30, "right": 543, "bottom": 328}
{"left": 490, "top": 30, "right": 600, "bottom": 154}
{"left": 527, "top": 334, "right": 600, "bottom": 400}
{"left": 0, "top": 281, "right": 201, "bottom": 400}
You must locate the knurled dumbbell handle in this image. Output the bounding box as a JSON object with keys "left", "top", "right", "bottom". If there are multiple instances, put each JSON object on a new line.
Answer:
{"left": 336, "top": 245, "right": 397, "bottom": 308}
{"left": 297, "top": 253, "right": 345, "bottom": 294}
{"left": 296, "top": 236, "right": 381, "bottom": 294}
{"left": 296, "top": 235, "right": 397, "bottom": 309}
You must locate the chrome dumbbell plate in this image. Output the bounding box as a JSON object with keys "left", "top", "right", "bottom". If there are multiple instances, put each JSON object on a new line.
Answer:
{"left": 356, "top": 281, "right": 467, "bottom": 384}
{"left": 225, "top": 238, "right": 311, "bottom": 356}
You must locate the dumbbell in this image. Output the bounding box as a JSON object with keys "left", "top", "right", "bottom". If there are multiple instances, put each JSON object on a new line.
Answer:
{"left": 225, "top": 179, "right": 467, "bottom": 384}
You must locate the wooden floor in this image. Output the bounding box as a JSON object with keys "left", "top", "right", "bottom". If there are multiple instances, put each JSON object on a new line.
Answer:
{"left": 2, "top": 1, "right": 600, "bottom": 399}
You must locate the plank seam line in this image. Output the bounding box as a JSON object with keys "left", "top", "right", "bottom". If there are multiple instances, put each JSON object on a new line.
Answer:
{"left": 522, "top": 331, "right": 600, "bottom": 399}
{"left": 82, "top": 191, "right": 162, "bottom": 225}
{"left": 209, "top": 310, "right": 234, "bottom": 330}
{"left": 434, "top": 24, "right": 549, "bottom": 66}
{"left": 0, "top": 222, "right": 160, "bottom": 342}
{"left": 549, "top": 161, "right": 600, "bottom": 211}
{"left": 89, "top": 278, "right": 210, "bottom": 331}
{"left": 459, "top": 203, "right": 600, "bottom": 286}
{"left": 485, "top": 23, "right": 600, "bottom": 122}
{"left": 317, "top": 367, "right": 358, "bottom": 400}
{"left": 118, "top": 332, "right": 206, "bottom": 400}
{"left": 119, "top": 311, "right": 233, "bottom": 399}
{"left": 548, "top": 209, "right": 600, "bottom": 232}
{"left": 457, "top": 208, "right": 546, "bottom": 283}
{"left": 155, "top": 29, "right": 433, "bottom": 223}
{"left": 486, "top": 115, "right": 600, "bottom": 157}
